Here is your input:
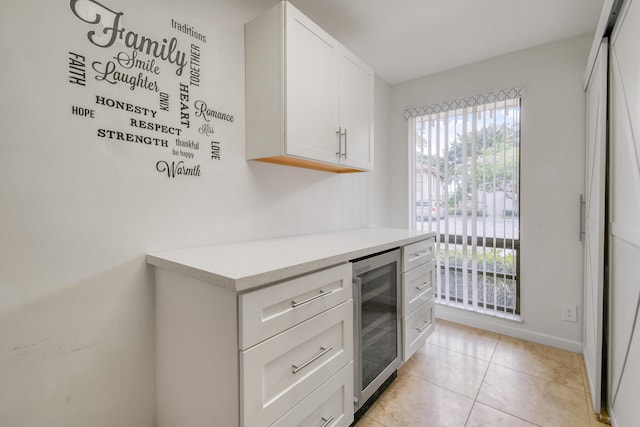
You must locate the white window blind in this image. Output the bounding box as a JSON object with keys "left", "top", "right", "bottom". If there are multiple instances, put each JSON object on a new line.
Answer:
{"left": 407, "top": 88, "right": 522, "bottom": 317}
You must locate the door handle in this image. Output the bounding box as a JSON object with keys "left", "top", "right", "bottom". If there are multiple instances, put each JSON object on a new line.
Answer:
{"left": 336, "top": 127, "right": 347, "bottom": 159}
{"left": 580, "top": 194, "right": 586, "bottom": 242}
{"left": 353, "top": 277, "right": 362, "bottom": 406}
{"left": 342, "top": 128, "right": 348, "bottom": 159}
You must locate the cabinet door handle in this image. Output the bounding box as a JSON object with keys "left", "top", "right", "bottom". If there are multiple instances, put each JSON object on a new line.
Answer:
{"left": 342, "top": 128, "right": 348, "bottom": 159}
{"left": 416, "top": 281, "right": 430, "bottom": 291}
{"left": 320, "top": 416, "right": 335, "bottom": 427}
{"left": 336, "top": 127, "right": 342, "bottom": 157}
{"left": 292, "top": 346, "right": 333, "bottom": 374}
{"left": 416, "top": 320, "right": 432, "bottom": 333}
{"left": 291, "top": 289, "right": 334, "bottom": 308}
{"left": 580, "top": 194, "right": 586, "bottom": 242}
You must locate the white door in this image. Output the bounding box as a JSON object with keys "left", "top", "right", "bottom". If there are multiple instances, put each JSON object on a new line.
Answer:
{"left": 285, "top": 3, "right": 340, "bottom": 164}
{"left": 608, "top": 0, "right": 640, "bottom": 424}
{"left": 339, "top": 47, "right": 374, "bottom": 170}
{"left": 583, "top": 38, "right": 607, "bottom": 415}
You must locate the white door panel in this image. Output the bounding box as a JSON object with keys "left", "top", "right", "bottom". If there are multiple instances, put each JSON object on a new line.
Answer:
{"left": 608, "top": 0, "right": 640, "bottom": 424}
{"left": 583, "top": 38, "right": 607, "bottom": 414}
{"left": 608, "top": 238, "right": 640, "bottom": 411}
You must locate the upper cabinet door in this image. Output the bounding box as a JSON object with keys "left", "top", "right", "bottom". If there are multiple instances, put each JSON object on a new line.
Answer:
{"left": 339, "top": 48, "right": 374, "bottom": 170}
{"left": 285, "top": 5, "right": 340, "bottom": 164}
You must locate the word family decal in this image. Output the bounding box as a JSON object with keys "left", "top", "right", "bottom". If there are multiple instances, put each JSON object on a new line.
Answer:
{"left": 68, "top": 0, "right": 234, "bottom": 179}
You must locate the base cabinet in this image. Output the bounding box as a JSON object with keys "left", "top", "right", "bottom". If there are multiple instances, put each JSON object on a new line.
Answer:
{"left": 150, "top": 229, "right": 437, "bottom": 426}
{"left": 401, "top": 237, "right": 436, "bottom": 362}
{"left": 155, "top": 264, "right": 354, "bottom": 427}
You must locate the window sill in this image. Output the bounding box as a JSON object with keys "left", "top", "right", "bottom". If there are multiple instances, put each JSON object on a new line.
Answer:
{"left": 435, "top": 299, "right": 523, "bottom": 323}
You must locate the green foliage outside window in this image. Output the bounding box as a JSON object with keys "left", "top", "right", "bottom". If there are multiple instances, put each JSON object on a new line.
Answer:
{"left": 439, "top": 245, "right": 516, "bottom": 276}
{"left": 416, "top": 123, "right": 519, "bottom": 209}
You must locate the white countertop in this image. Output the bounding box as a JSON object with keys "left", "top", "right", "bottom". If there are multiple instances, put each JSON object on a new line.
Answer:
{"left": 147, "top": 228, "right": 436, "bottom": 292}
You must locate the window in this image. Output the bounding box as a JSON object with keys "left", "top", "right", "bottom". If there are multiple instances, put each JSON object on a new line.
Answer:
{"left": 406, "top": 89, "right": 522, "bottom": 317}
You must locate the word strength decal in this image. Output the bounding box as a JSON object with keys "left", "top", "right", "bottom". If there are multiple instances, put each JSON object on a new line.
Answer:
{"left": 67, "top": 0, "right": 234, "bottom": 178}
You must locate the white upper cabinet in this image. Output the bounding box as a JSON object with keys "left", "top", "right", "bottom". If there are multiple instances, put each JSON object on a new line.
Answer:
{"left": 339, "top": 47, "right": 374, "bottom": 170}
{"left": 245, "top": 1, "right": 374, "bottom": 173}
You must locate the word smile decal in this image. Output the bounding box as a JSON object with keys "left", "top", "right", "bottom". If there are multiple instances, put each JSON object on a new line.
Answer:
{"left": 67, "top": 0, "right": 235, "bottom": 178}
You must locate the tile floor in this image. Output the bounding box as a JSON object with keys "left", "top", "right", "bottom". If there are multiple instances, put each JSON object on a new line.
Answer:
{"left": 354, "top": 319, "right": 610, "bottom": 427}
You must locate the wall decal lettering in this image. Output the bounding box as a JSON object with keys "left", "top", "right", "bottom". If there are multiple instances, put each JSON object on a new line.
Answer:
{"left": 189, "top": 44, "right": 201, "bottom": 87}
{"left": 194, "top": 100, "right": 234, "bottom": 123}
{"left": 71, "top": 106, "right": 95, "bottom": 118}
{"left": 68, "top": 0, "right": 235, "bottom": 179}
{"left": 97, "top": 129, "right": 169, "bottom": 147}
{"left": 156, "top": 160, "right": 201, "bottom": 178}
{"left": 199, "top": 123, "right": 214, "bottom": 136}
{"left": 129, "top": 118, "right": 182, "bottom": 136}
{"left": 159, "top": 92, "right": 170, "bottom": 112}
{"left": 68, "top": 52, "right": 87, "bottom": 86}
{"left": 211, "top": 141, "right": 221, "bottom": 160}
{"left": 94, "top": 95, "right": 157, "bottom": 117}
{"left": 179, "top": 83, "right": 190, "bottom": 128}
{"left": 171, "top": 19, "right": 207, "bottom": 43}
{"left": 70, "top": 0, "right": 187, "bottom": 76}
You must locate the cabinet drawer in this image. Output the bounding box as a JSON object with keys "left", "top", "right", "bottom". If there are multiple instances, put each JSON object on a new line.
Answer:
{"left": 241, "top": 301, "right": 353, "bottom": 427}
{"left": 402, "top": 238, "right": 435, "bottom": 272}
{"left": 272, "top": 362, "right": 354, "bottom": 427}
{"left": 403, "top": 298, "right": 435, "bottom": 362}
{"left": 402, "top": 260, "right": 435, "bottom": 316}
{"left": 239, "top": 263, "right": 352, "bottom": 349}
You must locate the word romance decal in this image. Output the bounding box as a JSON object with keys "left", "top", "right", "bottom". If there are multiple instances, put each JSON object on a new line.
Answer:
{"left": 67, "top": 0, "right": 234, "bottom": 178}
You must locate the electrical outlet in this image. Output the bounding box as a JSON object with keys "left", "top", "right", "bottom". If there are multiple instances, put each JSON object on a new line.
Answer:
{"left": 562, "top": 304, "right": 577, "bottom": 322}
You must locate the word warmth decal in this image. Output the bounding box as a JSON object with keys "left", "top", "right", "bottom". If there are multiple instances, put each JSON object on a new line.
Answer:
{"left": 67, "top": 0, "right": 233, "bottom": 178}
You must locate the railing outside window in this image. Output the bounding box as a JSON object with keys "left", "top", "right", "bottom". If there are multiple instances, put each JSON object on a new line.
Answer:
{"left": 438, "top": 234, "right": 519, "bottom": 314}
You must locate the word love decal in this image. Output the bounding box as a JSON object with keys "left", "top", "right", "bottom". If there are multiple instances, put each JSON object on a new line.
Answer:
{"left": 67, "top": 0, "right": 233, "bottom": 178}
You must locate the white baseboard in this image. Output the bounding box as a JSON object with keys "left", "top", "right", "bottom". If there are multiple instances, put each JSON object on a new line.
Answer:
{"left": 435, "top": 304, "right": 583, "bottom": 353}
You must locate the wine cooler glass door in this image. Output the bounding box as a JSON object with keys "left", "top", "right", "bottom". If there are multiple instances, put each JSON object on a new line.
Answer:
{"left": 353, "top": 249, "right": 401, "bottom": 410}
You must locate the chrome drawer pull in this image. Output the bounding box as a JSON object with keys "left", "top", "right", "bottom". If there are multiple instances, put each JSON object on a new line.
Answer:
{"left": 416, "top": 320, "right": 432, "bottom": 333}
{"left": 292, "top": 346, "right": 333, "bottom": 374}
{"left": 416, "top": 281, "right": 431, "bottom": 291}
{"left": 321, "top": 416, "right": 335, "bottom": 427}
{"left": 408, "top": 250, "right": 430, "bottom": 262}
{"left": 291, "top": 289, "right": 334, "bottom": 308}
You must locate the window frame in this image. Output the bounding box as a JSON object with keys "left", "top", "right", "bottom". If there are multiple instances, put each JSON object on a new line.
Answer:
{"left": 406, "top": 89, "right": 522, "bottom": 317}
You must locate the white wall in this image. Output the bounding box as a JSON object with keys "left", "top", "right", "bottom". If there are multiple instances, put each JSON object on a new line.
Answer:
{"left": 390, "top": 34, "right": 592, "bottom": 351}
{"left": 0, "top": 0, "right": 391, "bottom": 425}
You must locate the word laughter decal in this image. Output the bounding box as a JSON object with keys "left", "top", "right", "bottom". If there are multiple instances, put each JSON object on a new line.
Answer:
{"left": 68, "top": 0, "right": 233, "bottom": 178}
